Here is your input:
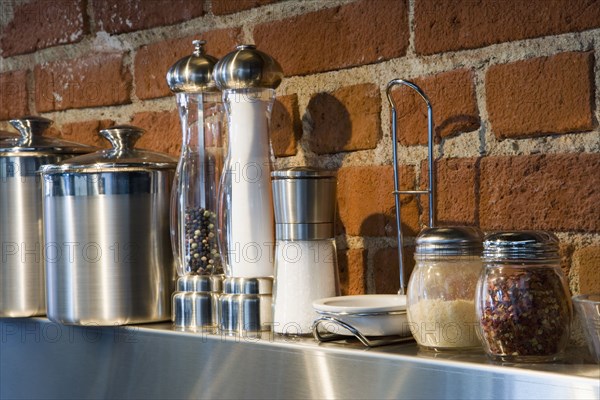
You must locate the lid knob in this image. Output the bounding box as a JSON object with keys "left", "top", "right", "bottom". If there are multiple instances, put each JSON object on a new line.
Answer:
{"left": 214, "top": 44, "right": 283, "bottom": 90}
{"left": 99, "top": 125, "right": 144, "bottom": 153}
{"left": 9, "top": 116, "right": 53, "bottom": 145}
{"left": 166, "top": 40, "right": 219, "bottom": 93}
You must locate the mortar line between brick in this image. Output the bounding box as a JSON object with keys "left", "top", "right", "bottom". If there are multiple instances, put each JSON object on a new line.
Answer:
{"left": 85, "top": 0, "right": 96, "bottom": 33}
{"left": 473, "top": 67, "right": 491, "bottom": 157}
{"left": 406, "top": 0, "right": 416, "bottom": 57}
{"left": 25, "top": 68, "right": 36, "bottom": 115}
{"left": 593, "top": 35, "right": 600, "bottom": 129}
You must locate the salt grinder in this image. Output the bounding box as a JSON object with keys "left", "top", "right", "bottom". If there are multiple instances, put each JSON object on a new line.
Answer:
{"left": 167, "top": 40, "right": 226, "bottom": 331}
{"left": 214, "top": 44, "right": 283, "bottom": 335}
{"left": 271, "top": 168, "right": 340, "bottom": 336}
{"left": 214, "top": 44, "right": 283, "bottom": 279}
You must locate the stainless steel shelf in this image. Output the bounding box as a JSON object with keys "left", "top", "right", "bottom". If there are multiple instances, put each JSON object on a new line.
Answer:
{"left": 1, "top": 318, "right": 598, "bottom": 399}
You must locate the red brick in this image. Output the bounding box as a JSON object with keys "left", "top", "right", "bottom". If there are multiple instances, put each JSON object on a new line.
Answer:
{"left": 415, "top": 0, "right": 600, "bottom": 55}
{"left": 271, "top": 94, "right": 300, "bottom": 157}
{"left": 337, "top": 249, "right": 367, "bottom": 295}
{"left": 0, "top": 70, "right": 29, "bottom": 121}
{"left": 391, "top": 69, "right": 479, "bottom": 146}
{"left": 211, "top": 0, "right": 278, "bottom": 15}
{"left": 337, "top": 165, "right": 419, "bottom": 237}
{"left": 573, "top": 246, "right": 600, "bottom": 294}
{"left": 1, "top": 0, "right": 88, "bottom": 57}
{"left": 254, "top": 0, "right": 409, "bottom": 76}
{"left": 307, "top": 83, "right": 381, "bottom": 154}
{"left": 92, "top": 0, "right": 204, "bottom": 34}
{"left": 130, "top": 110, "right": 181, "bottom": 157}
{"left": 58, "top": 119, "right": 116, "bottom": 148}
{"left": 373, "top": 246, "right": 415, "bottom": 294}
{"left": 480, "top": 154, "right": 600, "bottom": 232}
{"left": 420, "top": 158, "right": 479, "bottom": 226}
{"left": 486, "top": 52, "right": 595, "bottom": 139}
{"left": 134, "top": 29, "right": 242, "bottom": 100}
{"left": 34, "top": 53, "right": 131, "bottom": 112}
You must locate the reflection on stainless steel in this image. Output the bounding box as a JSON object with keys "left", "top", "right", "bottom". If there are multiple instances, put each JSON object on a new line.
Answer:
{"left": 41, "top": 126, "right": 176, "bottom": 325}
{"left": 0, "top": 174, "right": 46, "bottom": 317}
{"left": 214, "top": 44, "right": 283, "bottom": 90}
{"left": 0, "top": 319, "right": 598, "bottom": 399}
{"left": 0, "top": 116, "right": 93, "bottom": 318}
{"left": 43, "top": 188, "right": 174, "bottom": 325}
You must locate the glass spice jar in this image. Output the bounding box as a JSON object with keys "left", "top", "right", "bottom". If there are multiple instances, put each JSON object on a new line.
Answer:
{"left": 476, "top": 231, "right": 572, "bottom": 363}
{"left": 407, "top": 227, "right": 484, "bottom": 351}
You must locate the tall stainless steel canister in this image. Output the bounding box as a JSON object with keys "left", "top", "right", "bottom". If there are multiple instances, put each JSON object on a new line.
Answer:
{"left": 41, "top": 125, "right": 177, "bottom": 325}
{"left": 0, "top": 116, "right": 93, "bottom": 317}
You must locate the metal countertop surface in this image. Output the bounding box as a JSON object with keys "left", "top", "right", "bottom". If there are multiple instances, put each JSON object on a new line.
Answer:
{"left": 1, "top": 318, "right": 598, "bottom": 399}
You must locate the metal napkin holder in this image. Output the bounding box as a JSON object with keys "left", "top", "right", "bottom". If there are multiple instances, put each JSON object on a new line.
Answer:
{"left": 312, "top": 79, "right": 436, "bottom": 347}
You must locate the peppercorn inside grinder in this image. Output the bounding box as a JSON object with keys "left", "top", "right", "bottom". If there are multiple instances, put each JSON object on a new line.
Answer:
{"left": 167, "top": 40, "right": 226, "bottom": 330}
{"left": 476, "top": 231, "right": 573, "bottom": 362}
{"left": 213, "top": 44, "right": 283, "bottom": 335}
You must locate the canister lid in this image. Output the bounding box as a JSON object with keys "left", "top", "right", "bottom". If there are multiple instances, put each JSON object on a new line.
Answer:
{"left": 40, "top": 125, "right": 176, "bottom": 174}
{"left": 214, "top": 44, "right": 283, "bottom": 90}
{"left": 0, "top": 116, "right": 94, "bottom": 156}
{"left": 483, "top": 231, "right": 559, "bottom": 261}
{"left": 416, "top": 226, "right": 483, "bottom": 256}
{"left": 166, "top": 40, "right": 219, "bottom": 93}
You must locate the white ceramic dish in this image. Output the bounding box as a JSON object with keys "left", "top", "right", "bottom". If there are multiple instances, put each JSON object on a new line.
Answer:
{"left": 313, "top": 295, "right": 410, "bottom": 337}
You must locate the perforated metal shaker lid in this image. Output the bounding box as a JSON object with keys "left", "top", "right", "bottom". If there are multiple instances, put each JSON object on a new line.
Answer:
{"left": 483, "top": 231, "right": 560, "bottom": 261}
{"left": 416, "top": 226, "right": 484, "bottom": 256}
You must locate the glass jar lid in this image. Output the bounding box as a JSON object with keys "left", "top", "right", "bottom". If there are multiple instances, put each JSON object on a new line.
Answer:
{"left": 214, "top": 44, "right": 283, "bottom": 90}
{"left": 0, "top": 116, "right": 94, "bottom": 156}
{"left": 40, "top": 125, "right": 176, "bottom": 174}
{"left": 483, "top": 231, "right": 559, "bottom": 262}
{"left": 415, "top": 226, "right": 483, "bottom": 257}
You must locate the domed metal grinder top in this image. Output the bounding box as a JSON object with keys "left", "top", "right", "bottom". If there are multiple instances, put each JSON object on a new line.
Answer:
{"left": 214, "top": 44, "right": 283, "bottom": 90}
{"left": 166, "top": 40, "right": 219, "bottom": 93}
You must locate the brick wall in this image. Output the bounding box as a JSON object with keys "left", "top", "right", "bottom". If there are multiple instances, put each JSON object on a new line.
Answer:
{"left": 1, "top": 0, "right": 599, "bottom": 296}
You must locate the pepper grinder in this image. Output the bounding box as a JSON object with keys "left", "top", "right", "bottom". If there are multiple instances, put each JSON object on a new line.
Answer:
{"left": 167, "top": 40, "right": 226, "bottom": 331}
{"left": 214, "top": 44, "right": 283, "bottom": 335}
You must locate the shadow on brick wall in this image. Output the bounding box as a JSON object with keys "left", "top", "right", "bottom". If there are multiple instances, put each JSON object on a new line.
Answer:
{"left": 305, "top": 93, "right": 352, "bottom": 156}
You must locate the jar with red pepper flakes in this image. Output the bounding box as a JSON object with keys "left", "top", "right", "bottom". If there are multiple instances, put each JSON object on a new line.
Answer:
{"left": 476, "top": 231, "right": 572, "bottom": 362}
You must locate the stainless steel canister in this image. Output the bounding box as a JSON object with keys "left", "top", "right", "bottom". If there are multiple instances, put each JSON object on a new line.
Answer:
{"left": 40, "top": 125, "right": 177, "bottom": 325}
{"left": 0, "top": 116, "right": 93, "bottom": 317}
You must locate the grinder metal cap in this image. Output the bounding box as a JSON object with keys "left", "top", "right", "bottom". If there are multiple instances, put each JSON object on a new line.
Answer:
{"left": 166, "top": 40, "right": 219, "bottom": 93}
{"left": 214, "top": 44, "right": 283, "bottom": 90}
{"left": 272, "top": 167, "right": 337, "bottom": 241}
